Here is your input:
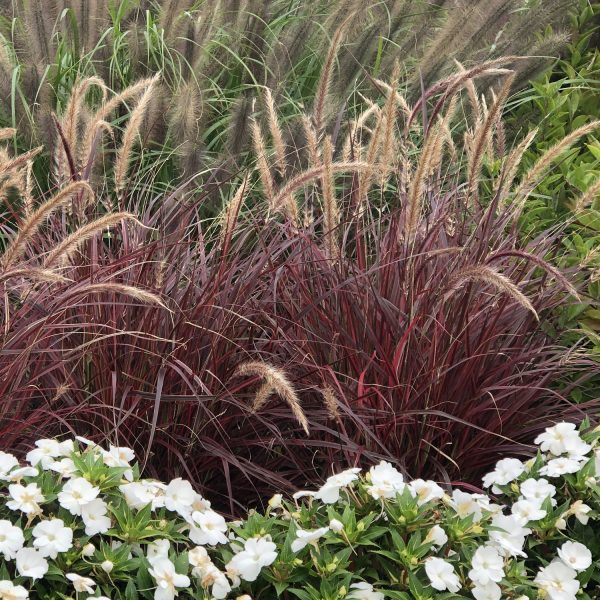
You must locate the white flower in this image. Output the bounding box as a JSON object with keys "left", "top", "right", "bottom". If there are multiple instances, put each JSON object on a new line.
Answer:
{"left": 148, "top": 557, "right": 190, "bottom": 600}
{"left": 511, "top": 499, "right": 546, "bottom": 525}
{"left": 164, "top": 478, "right": 196, "bottom": 518}
{"left": 468, "top": 546, "right": 504, "bottom": 585}
{"left": 408, "top": 479, "right": 445, "bottom": 506}
{"left": 119, "top": 481, "right": 166, "bottom": 511}
{"left": 49, "top": 458, "right": 77, "bottom": 479}
{"left": 81, "top": 543, "right": 95, "bottom": 557}
{"left": 188, "top": 510, "right": 228, "bottom": 546}
{"left": 32, "top": 518, "right": 73, "bottom": 558}
{"left": 482, "top": 458, "right": 525, "bottom": 489}
{"left": 147, "top": 539, "right": 170, "bottom": 565}
{"left": 488, "top": 514, "right": 530, "bottom": 558}
{"left": 0, "top": 521, "right": 24, "bottom": 560}
{"left": 102, "top": 445, "right": 135, "bottom": 480}
{"left": 225, "top": 537, "right": 277, "bottom": 583}
{"left": 557, "top": 541, "right": 593, "bottom": 572}
{"left": 471, "top": 581, "right": 501, "bottom": 600}
{"left": 449, "top": 490, "right": 483, "bottom": 521}
{"left": 103, "top": 445, "right": 135, "bottom": 466}
{"left": 3, "top": 467, "right": 37, "bottom": 483}
{"left": 519, "top": 478, "right": 556, "bottom": 506}
{"left": 7, "top": 483, "right": 44, "bottom": 514}
{"left": 57, "top": 439, "right": 74, "bottom": 456}
{"left": 26, "top": 439, "right": 62, "bottom": 469}
{"left": 189, "top": 546, "right": 212, "bottom": 571}
{"left": 366, "top": 461, "right": 405, "bottom": 499}
{"left": 101, "top": 560, "right": 114, "bottom": 573}
{"left": 424, "top": 557, "right": 460, "bottom": 592}
{"left": 57, "top": 477, "right": 99, "bottom": 515}
{"left": 569, "top": 500, "right": 592, "bottom": 525}
{"left": 201, "top": 565, "right": 231, "bottom": 599}
{"left": 66, "top": 573, "right": 96, "bottom": 594}
{"left": 424, "top": 525, "right": 448, "bottom": 548}
{"left": 534, "top": 560, "right": 580, "bottom": 600}
{"left": 314, "top": 468, "right": 361, "bottom": 504}
{"left": 534, "top": 423, "right": 591, "bottom": 457}
{"left": 81, "top": 498, "right": 111, "bottom": 536}
{"left": 290, "top": 526, "right": 329, "bottom": 552}
{"left": 15, "top": 548, "right": 48, "bottom": 580}
{"left": 347, "top": 582, "right": 384, "bottom": 600}
{"left": 0, "top": 580, "right": 29, "bottom": 599}
{"left": 540, "top": 456, "right": 586, "bottom": 477}
{"left": 0, "top": 452, "right": 19, "bottom": 479}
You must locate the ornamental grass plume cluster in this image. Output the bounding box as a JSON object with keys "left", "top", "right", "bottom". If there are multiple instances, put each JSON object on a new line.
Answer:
{"left": 0, "top": 421, "right": 596, "bottom": 599}
{"left": 0, "top": 58, "right": 599, "bottom": 508}
{"left": 0, "top": 0, "right": 582, "bottom": 190}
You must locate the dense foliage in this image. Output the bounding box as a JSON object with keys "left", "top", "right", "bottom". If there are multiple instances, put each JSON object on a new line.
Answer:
{"left": 1, "top": 55, "right": 598, "bottom": 509}
{"left": 506, "top": 1, "right": 600, "bottom": 374}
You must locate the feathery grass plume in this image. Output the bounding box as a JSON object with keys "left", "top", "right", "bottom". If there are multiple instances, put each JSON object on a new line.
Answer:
{"left": 80, "top": 76, "right": 159, "bottom": 171}
{"left": 321, "top": 385, "right": 340, "bottom": 420}
{"left": 466, "top": 72, "right": 515, "bottom": 205}
{"left": 354, "top": 106, "right": 386, "bottom": 210}
{"left": 43, "top": 212, "right": 138, "bottom": 268}
{"left": 378, "top": 63, "right": 401, "bottom": 183}
{"left": 0, "top": 146, "right": 43, "bottom": 175}
{"left": 571, "top": 179, "right": 600, "bottom": 213}
{"left": 513, "top": 120, "right": 600, "bottom": 211}
{"left": 0, "top": 128, "right": 16, "bottom": 142}
{"left": 302, "top": 114, "right": 320, "bottom": 169}
{"left": 404, "top": 120, "right": 446, "bottom": 242}
{"left": 251, "top": 119, "right": 275, "bottom": 208}
{"left": 23, "top": 160, "right": 34, "bottom": 217}
{"left": 168, "top": 79, "right": 204, "bottom": 175}
{"left": 234, "top": 361, "right": 309, "bottom": 434}
{"left": 447, "top": 265, "right": 538, "bottom": 320}
{"left": 271, "top": 161, "right": 372, "bottom": 218}
{"left": 312, "top": 13, "right": 354, "bottom": 133}
{"left": 0, "top": 267, "right": 68, "bottom": 285}
{"left": 372, "top": 77, "right": 411, "bottom": 118}
{"left": 321, "top": 136, "right": 339, "bottom": 260}
{"left": 56, "top": 76, "right": 107, "bottom": 183}
{"left": 300, "top": 114, "right": 320, "bottom": 227}
{"left": 1, "top": 181, "right": 93, "bottom": 269}
{"left": 114, "top": 73, "right": 160, "bottom": 194}
{"left": 454, "top": 60, "right": 480, "bottom": 123}
{"left": 413, "top": 57, "right": 519, "bottom": 128}
{"left": 219, "top": 175, "right": 249, "bottom": 250}
{"left": 341, "top": 100, "right": 380, "bottom": 163}
{"left": 487, "top": 250, "right": 580, "bottom": 301}
{"left": 264, "top": 88, "right": 286, "bottom": 178}
{"left": 427, "top": 95, "right": 458, "bottom": 180}
{"left": 495, "top": 128, "right": 538, "bottom": 203}
{"left": 64, "top": 283, "right": 165, "bottom": 308}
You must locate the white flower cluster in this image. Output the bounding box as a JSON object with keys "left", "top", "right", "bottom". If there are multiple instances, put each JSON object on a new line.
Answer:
{"left": 0, "top": 437, "right": 280, "bottom": 600}
{"left": 0, "top": 421, "right": 595, "bottom": 600}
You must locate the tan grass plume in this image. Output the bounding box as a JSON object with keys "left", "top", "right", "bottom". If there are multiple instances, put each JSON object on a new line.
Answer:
{"left": 234, "top": 361, "right": 309, "bottom": 434}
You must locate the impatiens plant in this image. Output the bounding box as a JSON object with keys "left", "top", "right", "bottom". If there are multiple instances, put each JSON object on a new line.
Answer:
{"left": 0, "top": 422, "right": 598, "bottom": 599}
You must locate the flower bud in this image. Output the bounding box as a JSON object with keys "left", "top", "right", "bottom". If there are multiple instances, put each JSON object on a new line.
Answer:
{"left": 82, "top": 543, "right": 95, "bottom": 557}
{"left": 555, "top": 517, "right": 567, "bottom": 530}
{"left": 101, "top": 560, "right": 114, "bottom": 573}
{"left": 329, "top": 519, "right": 344, "bottom": 533}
